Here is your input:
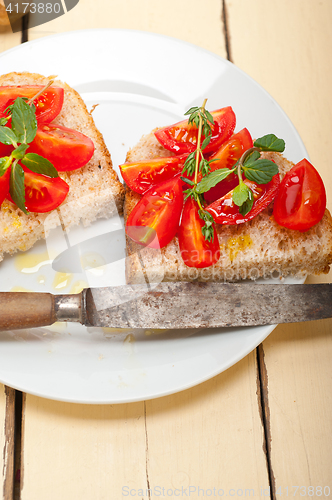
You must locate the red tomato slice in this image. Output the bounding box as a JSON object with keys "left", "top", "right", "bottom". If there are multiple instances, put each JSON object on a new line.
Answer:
{"left": 0, "top": 85, "right": 64, "bottom": 123}
{"left": 206, "top": 175, "right": 280, "bottom": 225}
{"left": 204, "top": 128, "right": 253, "bottom": 203}
{"left": 126, "top": 177, "right": 183, "bottom": 249}
{"left": 0, "top": 143, "right": 14, "bottom": 158}
{"left": 28, "top": 124, "right": 95, "bottom": 172}
{"left": 178, "top": 197, "right": 220, "bottom": 268}
{"left": 154, "top": 107, "right": 236, "bottom": 155}
{"left": 0, "top": 167, "right": 10, "bottom": 206}
{"left": 7, "top": 170, "right": 69, "bottom": 213}
{"left": 120, "top": 154, "right": 187, "bottom": 195}
{"left": 273, "top": 159, "right": 326, "bottom": 232}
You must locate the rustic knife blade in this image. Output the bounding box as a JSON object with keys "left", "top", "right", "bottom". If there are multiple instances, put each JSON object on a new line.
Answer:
{"left": 82, "top": 282, "right": 332, "bottom": 329}
{"left": 0, "top": 282, "right": 331, "bottom": 331}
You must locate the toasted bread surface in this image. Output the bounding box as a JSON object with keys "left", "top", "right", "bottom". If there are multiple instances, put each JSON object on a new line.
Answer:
{"left": 124, "top": 132, "right": 332, "bottom": 284}
{"left": 0, "top": 72, "right": 124, "bottom": 262}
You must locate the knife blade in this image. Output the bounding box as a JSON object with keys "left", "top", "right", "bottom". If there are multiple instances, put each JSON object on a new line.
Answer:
{"left": 0, "top": 282, "right": 331, "bottom": 331}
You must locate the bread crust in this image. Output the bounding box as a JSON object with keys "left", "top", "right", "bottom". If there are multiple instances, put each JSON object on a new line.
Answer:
{"left": 0, "top": 72, "right": 124, "bottom": 262}
{"left": 124, "top": 132, "right": 332, "bottom": 284}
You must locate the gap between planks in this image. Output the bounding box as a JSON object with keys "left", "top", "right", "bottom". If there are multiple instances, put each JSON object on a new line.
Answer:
{"left": 222, "top": 0, "right": 233, "bottom": 62}
{"left": 21, "top": 14, "right": 29, "bottom": 43}
{"left": 3, "top": 387, "right": 15, "bottom": 500}
{"left": 256, "top": 345, "right": 276, "bottom": 500}
{"left": 2, "top": 388, "right": 23, "bottom": 500}
{"left": 144, "top": 401, "right": 151, "bottom": 500}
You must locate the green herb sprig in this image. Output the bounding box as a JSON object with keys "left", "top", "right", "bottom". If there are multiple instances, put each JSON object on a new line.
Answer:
{"left": 180, "top": 100, "right": 218, "bottom": 242}
{"left": 0, "top": 82, "right": 58, "bottom": 214}
{"left": 195, "top": 133, "right": 285, "bottom": 217}
{"left": 180, "top": 100, "right": 285, "bottom": 237}
{"left": 182, "top": 103, "right": 215, "bottom": 179}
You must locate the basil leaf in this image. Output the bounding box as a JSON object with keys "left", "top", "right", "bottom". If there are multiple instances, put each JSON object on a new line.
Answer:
{"left": 21, "top": 153, "right": 58, "bottom": 178}
{"left": 10, "top": 162, "right": 27, "bottom": 214}
{"left": 243, "top": 159, "right": 279, "bottom": 184}
{"left": 0, "top": 117, "right": 8, "bottom": 126}
{"left": 11, "top": 97, "right": 37, "bottom": 144}
{"left": 254, "top": 134, "right": 285, "bottom": 152}
{"left": 243, "top": 150, "right": 260, "bottom": 165}
{"left": 0, "top": 126, "right": 18, "bottom": 146}
{"left": 232, "top": 182, "right": 250, "bottom": 207}
{"left": 239, "top": 188, "right": 254, "bottom": 216}
{"left": 196, "top": 168, "right": 233, "bottom": 194}
{"left": 0, "top": 157, "right": 10, "bottom": 177}
{"left": 12, "top": 144, "right": 29, "bottom": 160}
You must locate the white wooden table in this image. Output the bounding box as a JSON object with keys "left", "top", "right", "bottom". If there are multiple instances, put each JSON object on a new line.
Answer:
{"left": 0, "top": 1, "right": 331, "bottom": 498}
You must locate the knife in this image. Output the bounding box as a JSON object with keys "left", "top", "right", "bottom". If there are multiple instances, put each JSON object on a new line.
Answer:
{"left": 0, "top": 282, "right": 331, "bottom": 331}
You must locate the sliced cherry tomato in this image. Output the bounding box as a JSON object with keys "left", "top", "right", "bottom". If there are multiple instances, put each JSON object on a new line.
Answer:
{"left": 204, "top": 128, "right": 253, "bottom": 203}
{"left": 126, "top": 177, "right": 183, "bottom": 249}
{"left": 0, "top": 167, "right": 10, "bottom": 206}
{"left": 0, "top": 85, "right": 64, "bottom": 123}
{"left": 154, "top": 107, "right": 236, "bottom": 155}
{"left": 28, "top": 124, "right": 94, "bottom": 172}
{"left": 0, "top": 143, "right": 14, "bottom": 158}
{"left": 273, "top": 159, "right": 326, "bottom": 232}
{"left": 206, "top": 175, "right": 280, "bottom": 225}
{"left": 120, "top": 154, "right": 187, "bottom": 195}
{"left": 7, "top": 170, "right": 69, "bottom": 213}
{"left": 178, "top": 197, "right": 220, "bottom": 268}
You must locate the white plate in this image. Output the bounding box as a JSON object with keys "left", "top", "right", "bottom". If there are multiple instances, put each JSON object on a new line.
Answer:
{"left": 0, "top": 29, "right": 307, "bottom": 404}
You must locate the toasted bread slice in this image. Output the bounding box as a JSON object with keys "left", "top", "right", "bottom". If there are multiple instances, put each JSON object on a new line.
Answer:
{"left": 0, "top": 72, "right": 124, "bottom": 262}
{"left": 124, "top": 132, "right": 332, "bottom": 284}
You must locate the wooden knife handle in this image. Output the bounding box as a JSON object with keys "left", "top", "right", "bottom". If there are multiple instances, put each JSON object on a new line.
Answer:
{"left": 0, "top": 292, "right": 56, "bottom": 331}
{"left": 0, "top": 292, "right": 85, "bottom": 331}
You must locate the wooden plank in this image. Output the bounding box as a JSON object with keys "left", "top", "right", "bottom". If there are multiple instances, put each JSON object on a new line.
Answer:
{"left": 20, "top": 356, "right": 269, "bottom": 500}
{"left": 0, "top": 23, "right": 22, "bottom": 53}
{"left": 227, "top": 0, "right": 332, "bottom": 491}
{"left": 27, "top": 0, "right": 227, "bottom": 57}
{"left": 145, "top": 354, "right": 269, "bottom": 497}
{"left": 21, "top": 398, "right": 147, "bottom": 499}
{"left": 260, "top": 322, "right": 332, "bottom": 491}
